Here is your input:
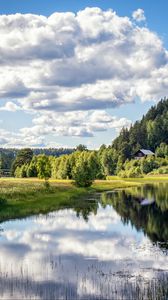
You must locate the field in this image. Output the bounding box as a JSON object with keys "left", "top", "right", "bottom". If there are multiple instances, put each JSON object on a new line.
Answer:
{"left": 0, "top": 177, "right": 141, "bottom": 222}
{"left": 0, "top": 176, "right": 168, "bottom": 223}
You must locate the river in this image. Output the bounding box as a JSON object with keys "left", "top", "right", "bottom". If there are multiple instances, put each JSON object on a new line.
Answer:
{"left": 0, "top": 183, "right": 167, "bottom": 299}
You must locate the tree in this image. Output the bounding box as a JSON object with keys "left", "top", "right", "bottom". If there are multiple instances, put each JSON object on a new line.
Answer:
{"left": 156, "top": 143, "right": 168, "bottom": 158}
{"left": 100, "top": 148, "right": 118, "bottom": 176}
{"left": 36, "top": 155, "right": 51, "bottom": 187}
{"left": 72, "top": 152, "right": 94, "bottom": 187}
{"left": 26, "top": 160, "right": 38, "bottom": 177}
{"left": 76, "top": 144, "right": 88, "bottom": 152}
{"left": 12, "top": 148, "right": 33, "bottom": 175}
{"left": 88, "top": 151, "right": 103, "bottom": 179}
{"left": 14, "top": 164, "right": 28, "bottom": 178}
{"left": 56, "top": 155, "right": 71, "bottom": 179}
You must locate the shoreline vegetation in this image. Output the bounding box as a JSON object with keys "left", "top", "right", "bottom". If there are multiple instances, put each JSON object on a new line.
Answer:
{"left": 1, "top": 99, "right": 168, "bottom": 183}
{"left": 0, "top": 176, "right": 168, "bottom": 223}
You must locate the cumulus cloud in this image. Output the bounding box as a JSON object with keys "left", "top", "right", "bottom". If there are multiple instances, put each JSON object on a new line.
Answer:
{"left": 0, "top": 109, "right": 132, "bottom": 147}
{"left": 132, "top": 9, "right": 146, "bottom": 22}
{"left": 20, "top": 110, "right": 131, "bottom": 138}
{"left": 0, "top": 128, "right": 45, "bottom": 148}
{"left": 0, "top": 8, "right": 168, "bottom": 146}
{"left": 0, "top": 8, "right": 167, "bottom": 111}
{"left": 0, "top": 101, "right": 21, "bottom": 111}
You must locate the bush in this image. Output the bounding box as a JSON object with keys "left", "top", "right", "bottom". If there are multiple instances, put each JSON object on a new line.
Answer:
{"left": 149, "top": 166, "right": 168, "bottom": 175}
{"left": 140, "top": 157, "right": 159, "bottom": 174}
{"left": 72, "top": 153, "right": 94, "bottom": 187}
{"left": 27, "top": 162, "right": 37, "bottom": 177}
{"left": 119, "top": 166, "right": 143, "bottom": 178}
{"left": 128, "top": 166, "right": 143, "bottom": 178}
{"left": 14, "top": 164, "right": 28, "bottom": 178}
{"left": 118, "top": 171, "right": 128, "bottom": 178}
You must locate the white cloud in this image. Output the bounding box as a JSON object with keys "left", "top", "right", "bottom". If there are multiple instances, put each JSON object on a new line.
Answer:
{"left": 0, "top": 8, "right": 168, "bottom": 146}
{"left": 0, "top": 128, "right": 45, "bottom": 148}
{"left": 0, "top": 101, "right": 21, "bottom": 111}
{"left": 132, "top": 9, "right": 146, "bottom": 22}
{"left": 0, "top": 8, "right": 167, "bottom": 112}
{"left": 20, "top": 110, "right": 131, "bottom": 138}
{"left": 0, "top": 109, "right": 132, "bottom": 147}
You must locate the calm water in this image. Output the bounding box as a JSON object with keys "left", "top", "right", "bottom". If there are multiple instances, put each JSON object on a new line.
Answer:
{"left": 0, "top": 183, "right": 168, "bottom": 300}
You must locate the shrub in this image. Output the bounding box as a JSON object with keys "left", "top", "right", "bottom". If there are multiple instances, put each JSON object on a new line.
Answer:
{"left": 128, "top": 166, "right": 143, "bottom": 178}
{"left": 140, "top": 157, "right": 159, "bottom": 174}
{"left": 119, "top": 166, "right": 143, "bottom": 178}
{"left": 149, "top": 166, "right": 168, "bottom": 175}
{"left": 72, "top": 153, "right": 94, "bottom": 187}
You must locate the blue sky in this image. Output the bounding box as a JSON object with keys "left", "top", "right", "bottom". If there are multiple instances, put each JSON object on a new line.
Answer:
{"left": 0, "top": 0, "right": 168, "bottom": 42}
{"left": 0, "top": 1, "right": 168, "bottom": 149}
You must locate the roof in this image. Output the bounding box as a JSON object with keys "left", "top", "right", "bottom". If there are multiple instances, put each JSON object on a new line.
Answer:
{"left": 139, "top": 149, "right": 155, "bottom": 155}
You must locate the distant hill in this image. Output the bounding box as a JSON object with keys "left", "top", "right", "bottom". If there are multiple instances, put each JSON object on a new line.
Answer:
{"left": 112, "top": 98, "right": 168, "bottom": 159}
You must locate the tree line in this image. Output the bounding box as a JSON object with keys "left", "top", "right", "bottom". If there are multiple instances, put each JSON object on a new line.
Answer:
{"left": 1, "top": 98, "right": 168, "bottom": 186}
{"left": 112, "top": 98, "right": 168, "bottom": 160}
{"left": 9, "top": 142, "right": 168, "bottom": 186}
{"left": 0, "top": 147, "right": 75, "bottom": 171}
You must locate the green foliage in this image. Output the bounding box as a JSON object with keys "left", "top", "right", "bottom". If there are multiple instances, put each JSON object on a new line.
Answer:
{"left": 36, "top": 155, "right": 51, "bottom": 180}
{"left": 0, "top": 149, "right": 16, "bottom": 172}
{"left": 0, "top": 179, "right": 93, "bottom": 222}
{"left": 26, "top": 160, "right": 38, "bottom": 177}
{"left": 72, "top": 151, "right": 96, "bottom": 187}
{"left": 12, "top": 148, "right": 33, "bottom": 175}
{"left": 149, "top": 166, "right": 168, "bottom": 175}
{"left": 88, "top": 151, "right": 104, "bottom": 179}
{"left": 119, "top": 156, "right": 168, "bottom": 178}
{"left": 156, "top": 143, "right": 168, "bottom": 158}
{"left": 99, "top": 147, "right": 118, "bottom": 176}
{"left": 3, "top": 99, "right": 167, "bottom": 181}
{"left": 140, "top": 156, "right": 159, "bottom": 174}
{"left": 0, "top": 147, "right": 75, "bottom": 174}
{"left": 14, "top": 164, "right": 28, "bottom": 178}
{"left": 112, "top": 98, "right": 168, "bottom": 158}
{"left": 76, "top": 144, "right": 88, "bottom": 152}
{"left": 119, "top": 166, "right": 143, "bottom": 178}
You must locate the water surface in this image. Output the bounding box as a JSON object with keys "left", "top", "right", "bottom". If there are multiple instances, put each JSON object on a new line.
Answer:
{"left": 0, "top": 183, "right": 168, "bottom": 299}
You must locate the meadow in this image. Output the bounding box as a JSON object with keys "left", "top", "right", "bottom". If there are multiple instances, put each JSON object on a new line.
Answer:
{"left": 0, "top": 177, "right": 143, "bottom": 222}
{"left": 0, "top": 175, "right": 168, "bottom": 223}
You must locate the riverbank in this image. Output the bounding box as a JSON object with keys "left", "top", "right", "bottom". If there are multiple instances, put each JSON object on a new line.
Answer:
{"left": 0, "top": 178, "right": 141, "bottom": 222}
{"left": 0, "top": 176, "right": 168, "bottom": 223}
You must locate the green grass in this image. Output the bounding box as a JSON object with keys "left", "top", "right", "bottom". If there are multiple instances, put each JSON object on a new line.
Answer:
{"left": 106, "top": 175, "right": 168, "bottom": 182}
{"left": 0, "top": 178, "right": 90, "bottom": 222}
{"left": 0, "top": 175, "right": 167, "bottom": 223}
{"left": 92, "top": 179, "right": 141, "bottom": 191}
{"left": 0, "top": 177, "right": 142, "bottom": 222}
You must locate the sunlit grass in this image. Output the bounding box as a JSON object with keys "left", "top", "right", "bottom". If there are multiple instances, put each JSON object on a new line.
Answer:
{"left": 106, "top": 175, "right": 168, "bottom": 181}
{"left": 0, "top": 175, "right": 167, "bottom": 222}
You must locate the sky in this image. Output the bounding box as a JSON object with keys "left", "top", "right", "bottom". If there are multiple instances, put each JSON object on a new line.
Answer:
{"left": 0, "top": 0, "right": 168, "bottom": 149}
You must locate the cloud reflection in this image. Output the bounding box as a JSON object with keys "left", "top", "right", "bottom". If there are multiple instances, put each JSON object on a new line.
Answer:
{"left": 0, "top": 205, "right": 167, "bottom": 299}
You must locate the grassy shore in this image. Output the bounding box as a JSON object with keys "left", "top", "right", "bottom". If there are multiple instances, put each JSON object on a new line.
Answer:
{"left": 0, "top": 177, "right": 141, "bottom": 222}
{"left": 0, "top": 176, "right": 168, "bottom": 223}
{"left": 106, "top": 175, "right": 168, "bottom": 181}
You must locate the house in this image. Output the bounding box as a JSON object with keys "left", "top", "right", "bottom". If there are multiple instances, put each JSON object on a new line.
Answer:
{"left": 134, "top": 149, "right": 155, "bottom": 159}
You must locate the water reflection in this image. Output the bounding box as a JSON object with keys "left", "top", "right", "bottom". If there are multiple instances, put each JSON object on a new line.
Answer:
{"left": 101, "top": 183, "right": 168, "bottom": 246}
{"left": 0, "top": 183, "right": 167, "bottom": 299}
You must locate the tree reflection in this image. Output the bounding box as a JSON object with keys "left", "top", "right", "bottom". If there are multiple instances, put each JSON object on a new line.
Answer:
{"left": 100, "top": 183, "right": 168, "bottom": 248}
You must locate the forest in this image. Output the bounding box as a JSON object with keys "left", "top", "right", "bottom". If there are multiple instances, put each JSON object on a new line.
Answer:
{"left": 1, "top": 98, "right": 168, "bottom": 186}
